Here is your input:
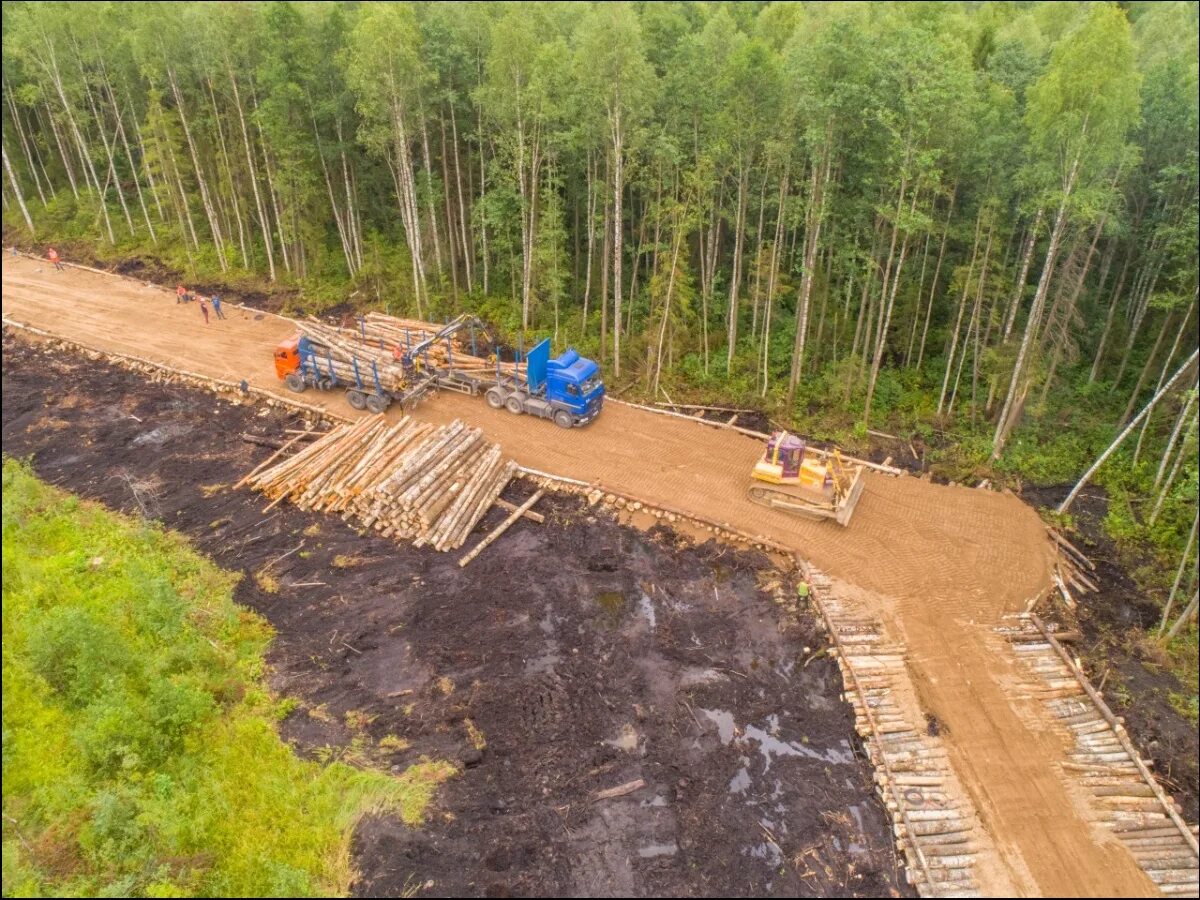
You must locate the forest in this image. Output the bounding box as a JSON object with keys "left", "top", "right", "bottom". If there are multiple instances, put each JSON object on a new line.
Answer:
{"left": 1, "top": 1, "right": 1197, "bottom": 635}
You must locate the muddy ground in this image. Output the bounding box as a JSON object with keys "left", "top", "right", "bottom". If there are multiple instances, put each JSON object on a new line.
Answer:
{"left": 2, "top": 333, "right": 909, "bottom": 898}
{"left": 1024, "top": 484, "right": 1199, "bottom": 822}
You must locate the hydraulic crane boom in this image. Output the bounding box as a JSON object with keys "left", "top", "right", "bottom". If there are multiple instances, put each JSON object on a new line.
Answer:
{"left": 398, "top": 313, "right": 494, "bottom": 370}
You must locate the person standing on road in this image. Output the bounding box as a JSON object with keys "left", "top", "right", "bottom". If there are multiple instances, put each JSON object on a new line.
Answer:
{"left": 198, "top": 295, "right": 210, "bottom": 324}
{"left": 47, "top": 247, "right": 64, "bottom": 271}
{"left": 176, "top": 283, "right": 190, "bottom": 304}
{"left": 210, "top": 293, "right": 226, "bottom": 319}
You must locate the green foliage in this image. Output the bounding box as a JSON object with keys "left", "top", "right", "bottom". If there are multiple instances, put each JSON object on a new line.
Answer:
{"left": 1, "top": 460, "right": 454, "bottom": 897}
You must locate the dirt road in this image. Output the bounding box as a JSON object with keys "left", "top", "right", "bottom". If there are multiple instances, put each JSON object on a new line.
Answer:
{"left": 1, "top": 255, "right": 1158, "bottom": 897}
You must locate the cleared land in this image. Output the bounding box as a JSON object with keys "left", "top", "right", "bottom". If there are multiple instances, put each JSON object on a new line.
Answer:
{"left": 1, "top": 255, "right": 1164, "bottom": 896}
{"left": 2, "top": 338, "right": 907, "bottom": 897}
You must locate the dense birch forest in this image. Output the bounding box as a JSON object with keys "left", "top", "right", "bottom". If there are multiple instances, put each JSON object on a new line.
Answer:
{"left": 2, "top": 2, "right": 1198, "bottom": 631}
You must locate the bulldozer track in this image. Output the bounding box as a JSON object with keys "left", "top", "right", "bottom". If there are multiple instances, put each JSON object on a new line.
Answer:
{"left": 998, "top": 614, "right": 1199, "bottom": 897}
{"left": 746, "top": 484, "right": 833, "bottom": 520}
{"left": 805, "top": 565, "right": 989, "bottom": 898}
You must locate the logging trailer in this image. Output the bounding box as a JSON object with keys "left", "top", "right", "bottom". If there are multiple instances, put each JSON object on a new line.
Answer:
{"left": 275, "top": 313, "right": 605, "bottom": 428}
{"left": 747, "top": 432, "right": 866, "bottom": 526}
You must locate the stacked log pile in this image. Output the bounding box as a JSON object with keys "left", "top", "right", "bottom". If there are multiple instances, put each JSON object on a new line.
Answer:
{"left": 286, "top": 312, "right": 520, "bottom": 387}
{"left": 244, "top": 416, "right": 518, "bottom": 552}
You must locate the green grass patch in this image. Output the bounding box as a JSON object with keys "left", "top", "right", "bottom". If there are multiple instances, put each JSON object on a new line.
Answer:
{"left": 1, "top": 459, "right": 454, "bottom": 897}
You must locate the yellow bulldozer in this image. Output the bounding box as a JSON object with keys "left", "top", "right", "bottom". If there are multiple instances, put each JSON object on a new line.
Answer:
{"left": 746, "top": 432, "right": 866, "bottom": 527}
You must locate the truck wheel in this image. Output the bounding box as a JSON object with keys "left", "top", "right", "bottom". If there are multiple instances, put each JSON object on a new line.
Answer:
{"left": 318, "top": 376, "right": 335, "bottom": 391}
{"left": 284, "top": 373, "right": 307, "bottom": 393}
{"left": 485, "top": 388, "right": 506, "bottom": 409}
{"left": 346, "top": 389, "right": 367, "bottom": 410}
{"left": 505, "top": 396, "right": 524, "bottom": 415}
{"left": 553, "top": 409, "right": 574, "bottom": 429}
{"left": 366, "top": 394, "right": 389, "bottom": 414}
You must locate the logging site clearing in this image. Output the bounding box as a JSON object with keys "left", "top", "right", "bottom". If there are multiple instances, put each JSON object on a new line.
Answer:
{"left": 3, "top": 255, "right": 1197, "bottom": 898}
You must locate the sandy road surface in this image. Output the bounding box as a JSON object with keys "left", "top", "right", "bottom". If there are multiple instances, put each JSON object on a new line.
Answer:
{"left": 2, "top": 255, "right": 1157, "bottom": 897}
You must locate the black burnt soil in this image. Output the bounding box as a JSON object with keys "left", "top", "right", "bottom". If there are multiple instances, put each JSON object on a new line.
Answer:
{"left": 2, "top": 332, "right": 908, "bottom": 898}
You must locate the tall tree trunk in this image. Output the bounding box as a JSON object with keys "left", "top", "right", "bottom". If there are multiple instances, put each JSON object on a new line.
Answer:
{"left": 864, "top": 178, "right": 916, "bottom": 425}
{"left": 992, "top": 147, "right": 1081, "bottom": 459}
{"left": 1134, "top": 296, "right": 1195, "bottom": 461}
{"left": 477, "top": 98, "right": 489, "bottom": 295}
{"left": 44, "top": 100, "right": 79, "bottom": 198}
{"left": 1155, "top": 380, "right": 1197, "bottom": 488}
{"left": 1120, "top": 309, "right": 1175, "bottom": 426}
{"left": 915, "top": 187, "right": 956, "bottom": 370}
{"left": 600, "top": 151, "right": 611, "bottom": 364}
{"left": 611, "top": 106, "right": 624, "bottom": 377}
{"left": 79, "top": 64, "right": 134, "bottom": 236}
{"left": 228, "top": 66, "right": 275, "bottom": 280}
{"left": 5, "top": 82, "right": 48, "bottom": 205}
{"left": 750, "top": 172, "right": 768, "bottom": 339}
{"left": 652, "top": 216, "right": 683, "bottom": 396}
{"left": 1158, "top": 512, "right": 1198, "bottom": 635}
{"left": 438, "top": 114, "right": 459, "bottom": 299}
{"left": 903, "top": 229, "right": 932, "bottom": 367}
{"left": 206, "top": 76, "right": 244, "bottom": 264}
{"left": 786, "top": 132, "right": 831, "bottom": 407}
{"left": 582, "top": 151, "right": 597, "bottom": 336}
{"left": 2, "top": 144, "right": 34, "bottom": 232}
{"left": 449, "top": 102, "right": 473, "bottom": 291}
{"left": 949, "top": 223, "right": 993, "bottom": 416}
{"left": 1002, "top": 208, "right": 1045, "bottom": 341}
{"left": 1150, "top": 410, "right": 1196, "bottom": 526}
{"left": 725, "top": 164, "right": 748, "bottom": 372}
{"left": 419, "top": 107, "right": 444, "bottom": 281}
{"left": 939, "top": 208, "right": 986, "bottom": 414}
{"left": 313, "top": 110, "right": 355, "bottom": 277}
{"left": 1058, "top": 349, "right": 1199, "bottom": 512}
{"left": 46, "top": 37, "right": 112, "bottom": 241}
{"left": 104, "top": 74, "right": 156, "bottom": 243}
{"left": 761, "top": 170, "right": 789, "bottom": 395}
{"left": 1089, "top": 242, "right": 1133, "bottom": 383}
{"left": 169, "top": 68, "right": 227, "bottom": 270}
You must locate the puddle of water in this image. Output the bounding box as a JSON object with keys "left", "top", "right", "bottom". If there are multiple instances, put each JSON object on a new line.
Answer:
{"left": 729, "top": 766, "right": 751, "bottom": 795}
{"left": 637, "top": 590, "right": 657, "bottom": 630}
{"left": 637, "top": 842, "right": 678, "bottom": 858}
{"left": 744, "top": 724, "right": 855, "bottom": 768}
{"left": 703, "top": 709, "right": 854, "bottom": 767}
{"left": 700, "top": 708, "right": 736, "bottom": 744}
{"left": 749, "top": 841, "right": 783, "bottom": 868}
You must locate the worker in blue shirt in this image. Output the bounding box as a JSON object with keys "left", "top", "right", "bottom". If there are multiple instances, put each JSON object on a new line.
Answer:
{"left": 211, "top": 293, "right": 227, "bottom": 319}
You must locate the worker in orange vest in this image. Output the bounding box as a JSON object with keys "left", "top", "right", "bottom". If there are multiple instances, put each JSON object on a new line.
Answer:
{"left": 176, "top": 283, "right": 191, "bottom": 304}
{"left": 47, "top": 247, "right": 64, "bottom": 271}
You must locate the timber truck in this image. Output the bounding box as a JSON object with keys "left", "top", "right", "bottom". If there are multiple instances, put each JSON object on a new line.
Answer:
{"left": 274, "top": 313, "right": 605, "bottom": 427}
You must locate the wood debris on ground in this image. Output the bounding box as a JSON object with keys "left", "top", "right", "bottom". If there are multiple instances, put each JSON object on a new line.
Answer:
{"left": 243, "top": 415, "right": 521, "bottom": 552}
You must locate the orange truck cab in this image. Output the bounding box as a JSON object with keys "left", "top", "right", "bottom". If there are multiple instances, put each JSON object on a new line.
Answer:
{"left": 274, "top": 335, "right": 302, "bottom": 380}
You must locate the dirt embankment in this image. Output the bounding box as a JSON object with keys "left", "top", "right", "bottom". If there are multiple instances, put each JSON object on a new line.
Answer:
{"left": 2, "top": 335, "right": 909, "bottom": 898}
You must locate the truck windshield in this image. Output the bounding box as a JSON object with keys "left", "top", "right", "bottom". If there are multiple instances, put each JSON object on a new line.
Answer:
{"left": 581, "top": 376, "right": 603, "bottom": 394}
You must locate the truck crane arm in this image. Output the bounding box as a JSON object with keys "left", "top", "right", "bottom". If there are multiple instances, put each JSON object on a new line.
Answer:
{"left": 398, "top": 313, "right": 496, "bottom": 367}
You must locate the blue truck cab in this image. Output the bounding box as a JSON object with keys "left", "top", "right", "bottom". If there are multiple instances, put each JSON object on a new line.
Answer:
{"left": 485, "top": 338, "right": 605, "bottom": 428}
